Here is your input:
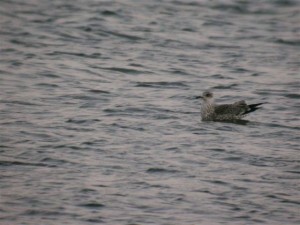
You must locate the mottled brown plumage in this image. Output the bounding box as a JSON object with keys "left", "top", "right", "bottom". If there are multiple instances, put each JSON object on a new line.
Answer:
{"left": 196, "top": 91, "right": 264, "bottom": 121}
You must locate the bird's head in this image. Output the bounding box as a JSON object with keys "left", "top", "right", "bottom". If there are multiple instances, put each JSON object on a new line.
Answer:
{"left": 195, "top": 91, "right": 214, "bottom": 102}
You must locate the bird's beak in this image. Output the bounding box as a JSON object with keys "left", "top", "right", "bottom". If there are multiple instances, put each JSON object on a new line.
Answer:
{"left": 195, "top": 96, "right": 203, "bottom": 99}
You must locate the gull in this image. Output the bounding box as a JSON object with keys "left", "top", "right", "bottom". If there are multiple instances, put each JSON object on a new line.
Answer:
{"left": 195, "top": 91, "right": 264, "bottom": 121}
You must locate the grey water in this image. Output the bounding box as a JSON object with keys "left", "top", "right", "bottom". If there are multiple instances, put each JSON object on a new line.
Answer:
{"left": 0, "top": 0, "right": 299, "bottom": 224}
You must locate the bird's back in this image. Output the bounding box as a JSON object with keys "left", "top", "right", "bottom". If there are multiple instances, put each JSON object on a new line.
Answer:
{"left": 213, "top": 102, "right": 248, "bottom": 120}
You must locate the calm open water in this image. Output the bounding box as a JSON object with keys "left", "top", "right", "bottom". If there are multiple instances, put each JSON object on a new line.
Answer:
{"left": 0, "top": 0, "right": 299, "bottom": 224}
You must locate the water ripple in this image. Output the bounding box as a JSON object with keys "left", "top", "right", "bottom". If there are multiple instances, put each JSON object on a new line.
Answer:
{"left": 0, "top": 0, "right": 299, "bottom": 224}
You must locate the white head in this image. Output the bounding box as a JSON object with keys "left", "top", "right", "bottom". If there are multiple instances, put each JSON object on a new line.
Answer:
{"left": 196, "top": 91, "right": 214, "bottom": 103}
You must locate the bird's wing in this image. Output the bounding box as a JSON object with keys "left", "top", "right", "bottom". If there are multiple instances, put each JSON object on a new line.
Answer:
{"left": 214, "top": 101, "right": 249, "bottom": 116}
{"left": 241, "top": 102, "right": 264, "bottom": 115}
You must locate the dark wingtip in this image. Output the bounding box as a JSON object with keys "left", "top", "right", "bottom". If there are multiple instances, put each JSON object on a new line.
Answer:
{"left": 242, "top": 102, "right": 265, "bottom": 115}
{"left": 248, "top": 102, "right": 267, "bottom": 108}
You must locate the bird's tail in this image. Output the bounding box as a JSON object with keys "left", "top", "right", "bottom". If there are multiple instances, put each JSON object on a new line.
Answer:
{"left": 243, "top": 103, "right": 265, "bottom": 115}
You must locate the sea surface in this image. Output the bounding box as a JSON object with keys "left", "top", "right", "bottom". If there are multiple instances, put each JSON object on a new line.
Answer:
{"left": 0, "top": 0, "right": 299, "bottom": 224}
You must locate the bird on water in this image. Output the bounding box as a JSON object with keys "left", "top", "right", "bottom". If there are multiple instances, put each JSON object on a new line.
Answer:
{"left": 196, "top": 91, "right": 264, "bottom": 121}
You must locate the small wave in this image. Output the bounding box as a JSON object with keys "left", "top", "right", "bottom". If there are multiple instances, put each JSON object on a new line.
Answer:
{"left": 102, "top": 67, "right": 144, "bottom": 75}
{"left": 78, "top": 202, "right": 105, "bottom": 208}
{"left": 213, "top": 83, "right": 238, "bottom": 89}
{"left": 66, "top": 118, "right": 100, "bottom": 124}
{"left": 203, "top": 20, "right": 233, "bottom": 27}
{"left": 284, "top": 93, "right": 300, "bottom": 99}
{"left": 39, "top": 71, "right": 60, "bottom": 78}
{"left": 0, "top": 160, "right": 56, "bottom": 168}
{"left": 87, "top": 89, "right": 110, "bottom": 94}
{"left": 101, "top": 10, "right": 118, "bottom": 16}
{"left": 1, "top": 100, "right": 41, "bottom": 106}
{"left": 211, "top": 74, "right": 233, "bottom": 79}
{"left": 104, "top": 30, "right": 144, "bottom": 41}
{"left": 135, "top": 81, "right": 188, "bottom": 88}
{"left": 128, "top": 63, "right": 144, "bottom": 67}
{"left": 222, "top": 156, "right": 243, "bottom": 162}
{"left": 36, "top": 83, "right": 59, "bottom": 88}
{"left": 103, "top": 107, "right": 151, "bottom": 114}
{"left": 146, "top": 167, "right": 179, "bottom": 174}
{"left": 211, "top": 3, "right": 276, "bottom": 15}
{"left": 273, "top": 38, "right": 300, "bottom": 46}
{"left": 46, "top": 51, "right": 102, "bottom": 59}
